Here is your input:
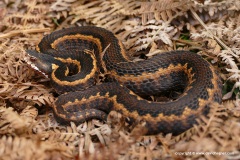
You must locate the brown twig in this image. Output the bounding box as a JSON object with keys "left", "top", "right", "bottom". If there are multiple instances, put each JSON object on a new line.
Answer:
{"left": 0, "top": 28, "right": 51, "bottom": 39}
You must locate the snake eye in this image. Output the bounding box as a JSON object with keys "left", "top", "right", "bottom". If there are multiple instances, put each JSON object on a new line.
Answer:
{"left": 29, "top": 56, "right": 37, "bottom": 61}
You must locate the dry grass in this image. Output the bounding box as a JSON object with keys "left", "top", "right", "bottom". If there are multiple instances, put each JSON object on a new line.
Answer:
{"left": 0, "top": 0, "right": 240, "bottom": 159}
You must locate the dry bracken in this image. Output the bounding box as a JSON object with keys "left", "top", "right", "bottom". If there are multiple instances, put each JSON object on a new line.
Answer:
{"left": 0, "top": 0, "right": 239, "bottom": 159}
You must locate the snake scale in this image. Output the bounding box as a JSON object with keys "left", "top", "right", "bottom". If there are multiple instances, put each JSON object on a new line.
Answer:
{"left": 26, "top": 26, "right": 222, "bottom": 135}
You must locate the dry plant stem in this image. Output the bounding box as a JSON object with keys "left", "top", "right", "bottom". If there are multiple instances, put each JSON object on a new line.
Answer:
{"left": 175, "top": 39, "right": 201, "bottom": 47}
{"left": 0, "top": 28, "right": 51, "bottom": 39}
{"left": 190, "top": 8, "right": 233, "bottom": 53}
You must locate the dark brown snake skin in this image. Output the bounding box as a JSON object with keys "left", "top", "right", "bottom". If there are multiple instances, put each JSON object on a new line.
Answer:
{"left": 26, "top": 26, "right": 222, "bottom": 135}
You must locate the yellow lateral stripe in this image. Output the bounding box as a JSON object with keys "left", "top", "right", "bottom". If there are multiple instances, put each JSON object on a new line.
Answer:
{"left": 51, "top": 50, "right": 98, "bottom": 86}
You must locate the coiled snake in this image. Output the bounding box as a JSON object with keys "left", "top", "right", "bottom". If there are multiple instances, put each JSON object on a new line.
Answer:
{"left": 26, "top": 26, "right": 222, "bottom": 135}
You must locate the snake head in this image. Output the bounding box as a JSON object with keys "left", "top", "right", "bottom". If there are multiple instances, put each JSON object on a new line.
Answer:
{"left": 25, "top": 50, "right": 62, "bottom": 78}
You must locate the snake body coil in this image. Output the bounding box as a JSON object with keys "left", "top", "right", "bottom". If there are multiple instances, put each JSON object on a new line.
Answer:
{"left": 26, "top": 26, "right": 222, "bottom": 135}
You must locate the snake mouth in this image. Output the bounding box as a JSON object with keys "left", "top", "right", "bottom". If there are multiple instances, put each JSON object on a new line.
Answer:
{"left": 24, "top": 53, "right": 48, "bottom": 78}
{"left": 25, "top": 50, "right": 58, "bottom": 78}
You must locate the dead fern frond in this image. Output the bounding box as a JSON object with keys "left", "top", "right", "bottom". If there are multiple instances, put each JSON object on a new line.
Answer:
{"left": 1, "top": 0, "right": 240, "bottom": 159}
{"left": 122, "top": 20, "right": 177, "bottom": 52}
{"left": 50, "top": 0, "right": 77, "bottom": 12}
{"left": 0, "top": 82, "right": 54, "bottom": 106}
{"left": 2, "top": 0, "right": 52, "bottom": 30}
{"left": 20, "top": 105, "right": 38, "bottom": 122}
{"left": 0, "top": 106, "right": 34, "bottom": 135}
{"left": 224, "top": 100, "right": 240, "bottom": 117}
{"left": 193, "top": 0, "right": 239, "bottom": 17}
{"left": 203, "top": 39, "right": 221, "bottom": 56}
{"left": 33, "top": 112, "right": 59, "bottom": 134}
{"left": 70, "top": 0, "right": 140, "bottom": 33}
{"left": 39, "top": 125, "right": 80, "bottom": 145}
{"left": 173, "top": 103, "right": 233, "bottom": 159}
{"left": 0, "top": 135, "right": 73, "bottom": 160}
{"left": 139, "top": 0, "right": 191, "bottom": 24}
{"left": 193, "top": 103, "right": 227, "bottom": 139}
